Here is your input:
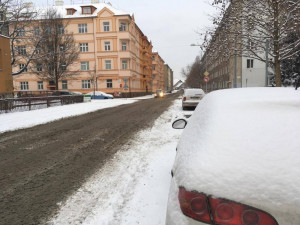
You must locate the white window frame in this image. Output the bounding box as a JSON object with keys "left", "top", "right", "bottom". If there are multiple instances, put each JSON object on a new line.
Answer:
{"left": 20, "top": 81, "right": 29, "bottom": 90}
{"left": 62, "top": 80, "right": 68, "bottom": 89}
{"left": 17, "top": 45, "right": 26, "bottom": 55}
{"left": 78, "top": 24, "right": 87, "bottom": 33}
{"left": 79, "top": 43, "right": 88, "bottom": 52}
{"left": 82, "top": 80, "right": 91, "bottom": 89}
{"left": 37, "top": 81, "right": 43, "bottom": 90}
{"left": 103, "top": 22, "right": 110, "bottom": 32}
{"left": 19, "top": 63, "right": 27, "bottom": 72}
{"left": 120, "top": 22, "right": 126, "bottom": 31}
{"left": 82, "top": 7, "right": 91, "bottom": 14}
{"left": 247, "top": 59, "right": 254, "bottom": 68}
{"left": 104, "top": 41, "right": 111, "bottom": 51}
{"left": 106, "top": 79, "right": 112, "bottom": 88}
{"left": 121, "top": 42, "right": 127, "bottom": 51}
{"left": 122, "top": 60, "right": 128, "bottom": 69}
{"left": 58, "top": 25, "right": 64, "bottom": 34}
{"left": 105, "top": 60, "right": 111, "bottom": 70}
{"left": 81, "top": 61, "right": 89, "bottom": 71}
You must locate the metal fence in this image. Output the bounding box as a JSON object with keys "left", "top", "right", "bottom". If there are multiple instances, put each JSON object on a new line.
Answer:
{"left": 0, "top": 95, "right": 84, "bottom": 114}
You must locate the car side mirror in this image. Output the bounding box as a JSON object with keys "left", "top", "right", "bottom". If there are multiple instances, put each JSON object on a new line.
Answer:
{"left": 172, "top": 119, "right": 187, "bottom": 129}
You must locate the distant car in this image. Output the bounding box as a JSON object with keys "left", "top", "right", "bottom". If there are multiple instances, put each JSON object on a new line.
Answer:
{"left": 155, "top": 89, "right": 165, "bottom": 98}
{"left": 182, "top": 88, "right": 205, "bottom": 110}
{"left": 86, "top": 91, "right": 114, "bottom": 99}
{"left": 166, "top": 88, "right": 300, "bottom": 225}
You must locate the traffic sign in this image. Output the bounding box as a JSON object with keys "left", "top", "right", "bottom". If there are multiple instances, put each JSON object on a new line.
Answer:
{"left": 204, "top": 71, "right": 209, "bottom": 76}
{"left": 204, "top": 76, "right": 210, "bottom": 83}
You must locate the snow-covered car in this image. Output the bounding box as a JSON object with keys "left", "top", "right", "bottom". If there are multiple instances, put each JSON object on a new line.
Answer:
{"left": 166, "top": 88, "right": 300, "bottom": 225}
{"left": 182, "top": 88, "right": 205, "bottom": 110}
{"left": 86, "top": 91, "right": 114, "bottom": 99}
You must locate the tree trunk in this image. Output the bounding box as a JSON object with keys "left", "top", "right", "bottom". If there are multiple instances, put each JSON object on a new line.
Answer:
{"left": 273, "top": 0, "right": 282, "bottom": 87}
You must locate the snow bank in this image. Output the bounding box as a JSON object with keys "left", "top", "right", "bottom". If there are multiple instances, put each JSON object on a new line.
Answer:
{"left": 173, "top": 88, "right": 300, "bottom": 223}
{"left": 0, "top": 99, "right": 136, "bottom": 133}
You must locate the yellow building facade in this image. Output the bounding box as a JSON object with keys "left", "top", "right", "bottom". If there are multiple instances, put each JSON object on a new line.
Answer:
{"left": 0, "top": 35, "right": 13, "bottom": 98}
{"left": 152, "top": 52, "right": 165, "bottom": 91}
{"left": 12, "top": 3, "right": 157, "bottom": 97}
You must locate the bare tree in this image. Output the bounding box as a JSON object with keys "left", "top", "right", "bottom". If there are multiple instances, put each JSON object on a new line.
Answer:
{"left": 31, "top": 9, "right": 79, "bottom": 90}
{"left": 201, "top": 0, "right": 300, "bottom": 86}
{"left": 1, "top": 0, "right": 46, "bottom": 75}
{"left": 184, "top": 56, "right": 204, "bottom": 88}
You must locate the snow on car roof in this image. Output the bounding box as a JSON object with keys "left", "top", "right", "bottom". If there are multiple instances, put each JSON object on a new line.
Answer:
{"left": 174, "top": 88, "right": 300, "bottom": 218}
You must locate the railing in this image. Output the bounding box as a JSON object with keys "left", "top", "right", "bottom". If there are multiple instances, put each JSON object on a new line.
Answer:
{"left": 0, "top": 95, "right": 84, "bottom": 114}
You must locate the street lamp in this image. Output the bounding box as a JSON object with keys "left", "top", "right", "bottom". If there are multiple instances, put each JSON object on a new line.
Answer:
{"left": 191, "top": 44, "right": 208, "bottom": 93}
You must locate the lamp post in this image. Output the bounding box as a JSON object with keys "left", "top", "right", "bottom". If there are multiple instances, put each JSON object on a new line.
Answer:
{"left": 191, "top": 44, "right": 208, "bottom": 93}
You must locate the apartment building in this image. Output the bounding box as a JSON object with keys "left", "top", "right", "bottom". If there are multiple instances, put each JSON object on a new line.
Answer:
{"left": 12, "top": 1, "right": 156, "bottom": 97}
{"left": 151, "top": 52, "right": 165, "bottom": 91}
{"left": 164, "top": 64, "right": 173, "bottom": 92}
{"left": 0, "top": 35, "right": 13, "bottom": 98}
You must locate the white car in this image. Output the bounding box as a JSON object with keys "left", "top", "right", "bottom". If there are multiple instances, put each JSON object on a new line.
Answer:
{"left": 86, "top": 91, "right": 114, "bottom": 99}
{"left": 182, "top": 89, "right": 205, "bottom": 110}
{"left": 166, "top": 88, "right": 300, "bottom": 225}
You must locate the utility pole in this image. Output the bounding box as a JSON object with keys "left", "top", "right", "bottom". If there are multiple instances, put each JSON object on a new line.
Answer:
{"left": 265, "top": 39, "right": 269, "bottom": 87}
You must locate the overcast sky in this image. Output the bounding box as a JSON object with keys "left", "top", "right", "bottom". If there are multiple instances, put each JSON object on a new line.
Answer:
{"left": 31, "top": 0, "right": 215, "bottom": 80}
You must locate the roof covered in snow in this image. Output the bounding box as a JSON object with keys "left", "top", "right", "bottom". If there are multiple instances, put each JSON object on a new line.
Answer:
{"left": 35, "top": 3, "right": 129, "bottom": 19}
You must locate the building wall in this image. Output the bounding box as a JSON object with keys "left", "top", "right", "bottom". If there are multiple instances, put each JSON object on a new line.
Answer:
{"left": 152, "top": 52, "right": 165, "bottom": 92}
{"left": 0, "top": 35, "right": 13, "bottom": 98}
{"left": 164, "top": 64, "right": 173, "bottom": 92}
{"left": 12, "top": 4, "right": 155, "bottom": 96}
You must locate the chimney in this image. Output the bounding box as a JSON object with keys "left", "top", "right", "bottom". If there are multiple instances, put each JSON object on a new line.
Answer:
{"left": 55, "top": 0, "right": 64, "bottom": 6}
{"left": 91, "top": 0, "right": 99, "bottom": 3}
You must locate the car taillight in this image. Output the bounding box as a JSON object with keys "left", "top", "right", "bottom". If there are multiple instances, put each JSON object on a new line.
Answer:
{"left": 178, "top": 187, "right": 278, "bottom": 225}
{"left": 178, "top": 187, "right": 212, "bottom": 223}
{"left": 183, "top": 97, "right": 186, "bottom": 101}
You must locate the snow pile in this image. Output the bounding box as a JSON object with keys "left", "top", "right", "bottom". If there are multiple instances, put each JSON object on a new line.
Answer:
{"left": 173, "top": 88, "right": 300, "bottom": 223}
{"left": 0, "top": 99, "right": 137, "bottom": 133}
{"left": 47, "top": 100, "right": 184, "bottom": 225}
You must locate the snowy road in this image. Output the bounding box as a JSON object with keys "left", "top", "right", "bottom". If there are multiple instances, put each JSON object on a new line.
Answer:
{"left": 0, "top": 92, "right": 192, "bottom": 225}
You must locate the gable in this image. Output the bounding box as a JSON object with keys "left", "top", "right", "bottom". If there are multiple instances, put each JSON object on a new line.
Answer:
{"left": 98, "top": 7, "right": 114, "bottom": 18}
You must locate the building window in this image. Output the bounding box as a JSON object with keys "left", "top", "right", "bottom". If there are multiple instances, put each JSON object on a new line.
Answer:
{"left": 58, "top": 25, "right": 64, "bottom": 34}
{"left": 120, "top": 22, "right": 126, "bottom": 31}
{"left": 62, "top": 80, "right": 68, "bottom": 89}
{"left": 18, "top": 27, "right": 25, "bottom": 36}
{"left": 122, "top": 60, "right": 128, "bottom": 69}
{"left": 37, "top": 81, "right": 43, "bottom": 90}
{"left": 247, "top": 59, "right": 254, "bottom": 68}
{"left": 37, "top": 63, "right": 42, "bottom": 72}
{"left": 19, "top": 64, "right": 27, "bottom": 72}
{"left": 82, "top": 7, "right": 91, "bottom": 14}
{"left": 78, "top": 24, "right": 87, "bottom": 33}
{"left": 103, "top": 22, "right": 110, "bottom": 32}
{"left": 67, "top": 9, "right": 73, "bottom": 15}
{"left": 121, "top": 42, "right": 127, "bottom": 51}
{"left": 34, "top": 26, "right": 39, "bottom": 35}
{"left": 152, "top": 65, "right": 156, "bottom": 71}
{"left": 0, "top": 12, "right": 4, "bottom": 21}
{"left": 82, "top": 80, "right": 91, "bottom": 89}
{"left": 104, "top": 42, "right": 111, "bottom": 51}
{"left": 105, "top": 60, "right": 111, "bottom": 70}
{"left": 61, "top": 63, "right": 66, "bottom": 71}
{"left": 17, "top": 45, "right": 26, "bottom": 55}
{"left": 152, "top": 56, "right": 155, "bottom": 61}
{"left": 20, "top": 81, "right": 29, "bottom": 90}
{"left": 81, "top": 61, "right": 89, "bottom": 71}
{"left": 106, "top": 79, "right": 112, "bottom": 88}
{"left": 79, "top": 43, "right": 88, "bottom": 52}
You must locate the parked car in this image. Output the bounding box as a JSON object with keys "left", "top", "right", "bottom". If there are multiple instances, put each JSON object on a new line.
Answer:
{"left": 155, "top": 89, "right": 165, "bottom": 98}
{"left": 86, "top": 91, "right": 114, "bottom": 99}
{"left": 166, "top": 88, "right": 300, "bottom": 225}
{"left": 182, "top": 88, "right": 205, "bottom": 110}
